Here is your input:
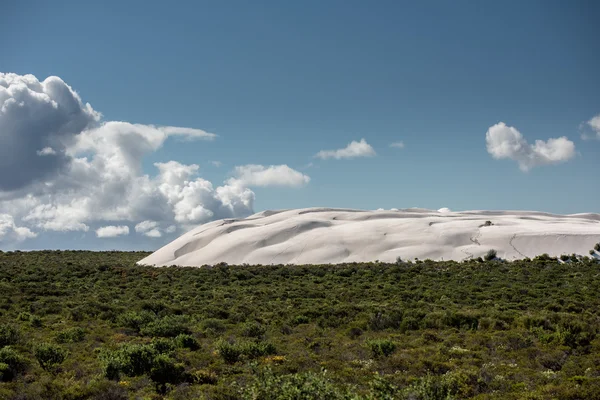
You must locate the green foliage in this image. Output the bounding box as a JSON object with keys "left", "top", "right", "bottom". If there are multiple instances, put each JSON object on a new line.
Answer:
{"left": 0, "top": 251, "right": 600, "bottom": 398}
{"left": 484, "top": 249, "right": 497, "bottom": 261}
{"left": 55, "top": 327, "right": 85, "bottom": 343}
{"left": 175, "top": 333, "right": 200, "bottom": 350}
{"left": 241, "top": 321, "right": 267, "bottom": 338}
{"left": 0, "top": 347, "right": 27, "bottom": 381}
{"left": 595, "top": 243, "right": 600, "bottom": 251}
{"left": 367, "top": 339, "right": 397, "bottom": 357}
{"left": 0, "top": 324, "right": 20, "bottom": 347}
{"left": 242, "top": 368, "right": 355, "bottom": 400}
{"left": 34, "top": 342, "right": 68, "bottom": 371}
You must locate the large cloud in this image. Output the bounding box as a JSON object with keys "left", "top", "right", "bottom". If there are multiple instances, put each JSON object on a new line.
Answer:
{"left": 486, "top": 122, "right": 576, "bottom": 171}
{"left": 315, "top": 139, "right": 376, "bottom": 160}
{"left": 0, "top": 73, "right": 309, "bottom": 245}
{"left": 0, "top": 73, "right": 100, "bottom": 190}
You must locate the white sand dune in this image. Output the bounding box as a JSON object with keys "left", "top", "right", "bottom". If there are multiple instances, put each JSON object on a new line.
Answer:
{"left": 138, "top": 208, "right": 600, "bottom": 266}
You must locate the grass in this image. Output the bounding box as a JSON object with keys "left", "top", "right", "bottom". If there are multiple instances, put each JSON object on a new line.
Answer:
{"left": 0, "top": 250, "right": 599, "bottom": 399}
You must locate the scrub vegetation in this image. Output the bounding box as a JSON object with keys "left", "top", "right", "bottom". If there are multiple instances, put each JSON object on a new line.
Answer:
{"left": 0, "top": 250, "right": 599, "bottom": 399}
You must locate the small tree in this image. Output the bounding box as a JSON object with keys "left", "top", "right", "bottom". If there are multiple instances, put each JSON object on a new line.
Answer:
{"left": 594, "top": 243, "right": 600, "bottom": 251}
{"left": 34, "top": 343, "right": 67, "bottom": 371}
{"left": 484, "top": 249, "right": 497, "bottom": 261}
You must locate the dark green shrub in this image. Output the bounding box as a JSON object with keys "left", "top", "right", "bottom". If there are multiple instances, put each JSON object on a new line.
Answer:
{"left": 484, "top": 249, "right": 497, "bottom": 261}
{"left": 34, "top": 342, "right": 68, "bottom": 371}
{"left": 201, "top": 318, "right": 227, "bottom": 335}
{"left": 0, "top": 325, "right": 20, "bottom": 347}
{"left": 150, "top": 354, "right": 185, "bottom": 394}
{"left": 560, "top": 254, "right": 570, "bottom": 262}
{"left": 241, "top": 321, "right": 266, "bottom": 338}
{"left": 290, "top": 315, "right": 310, "bottom": 326}
{"left": 216, "top": 340, "right": 242, "bottom": 364}
{"left": 55, "top": 327, "right": 85, "bottom": 343}
{"left": 240, "top": 341, "right": 277, "bottom": 359}
{"left": 117, "top": 311, "right": 156, "bottom": 332}
{"left": 595, "top": 243, "right": 600, "bottom": 251}
{"left": 151, "top": 337, "right": 176, "bottom": 354}
{"left": 175, "top": 334, "right": 200, "bottom": 350}
{"left": 367, "top": 339, "right": 397, "bottom": 357}
{"left": 0, "top": 347, "right": 27, "bottom": 381}
{"left": 140, "top": 315, "right": 191, "bottom": 337}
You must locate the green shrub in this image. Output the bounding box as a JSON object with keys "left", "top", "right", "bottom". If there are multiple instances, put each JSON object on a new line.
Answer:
{"left": 151, "top": 337, "right": 176, "bottom": 354}
{"left": 290, "top": 315, "right": 310, "bottom": 326}
{"left": 595, "top": 243, "right": 600, "bottom": 251}
{"left": 117, "top": 311, "right": 156, "bottom": 332}
{"left": 175, "top": 334, "right": 200, "bottom": 350}
{"left": 367, "top": 339, "right": 397, "bottom": 358}
{"left": 201, "top": 318, "right": 227, "bottom": 335}
{"left": 241, "top": 368, "right": 354, "bottom": 400}
{"left": 140, "top": 315, "right": 191, "bottom": 337}
{"left": 100, "top": 344, "right": 157, "bottom": 379}
{"left": 149, "top": 354, "right": 185, "bottom": 394}
{"left": 0, "top": 347, "right": 27, "bottom": 381}
{"left": 34, "top": 343, "right": 68, "bottom": 371}
{"left": 56, "top": 327, "right": 85, "bottom": 343}
{"left": 484, "top": 249, "right": 497, "bottom": 261}
{"left": 0, "top": 325, "right": 20, "bottom": 347}
{"left": 216, "top": 340, "right": 242, "bottom": 364}
{"left": 560, "top": 254, "right": 570, "bottom": 262}
{"left": 241, "top": 321, "right": 266, "bottom": 338}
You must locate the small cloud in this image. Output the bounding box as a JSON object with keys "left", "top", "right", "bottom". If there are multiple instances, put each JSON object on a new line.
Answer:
{"left": 159, "top": 126, "right": 216, "bottom": 140}
{"left": 581, "top": 114, "right": 600, "bottom": 140}
{"left": 36, "top": 147, "right": 57, "bottom": 156}
{"left": 96, "top": 225, "right": 129, "bottom": 238}
{"left": 438, "top": 207, "right": 451, "bottom": 213}
{"left": 0, "top": 214, "right": 37, "bottom": 242}
{"left": 315, "top": 139, "right": 376, "bottom": 160}
{"left": 165, "top": 225, "right": 177, "bottom": 233}
{"left": 210, "top": 161, "right": 223, "bottom": 167}
{"left": 229, "top": 165, "right": 310, "bottom": 188}
{"left": 135, "top": 220, "right": 162, "bottom": 237}
{"left": 486, "top": 122, "right": 576, "bottom": 171}
{"left": 389, "top": 141, "right": 405, "bottom": 149}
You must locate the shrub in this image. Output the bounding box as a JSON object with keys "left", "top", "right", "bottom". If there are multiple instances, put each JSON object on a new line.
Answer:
{"left": 216, "top": 340, "right": 242, "bottom": 364}
{"left": 241, "top": 321, "right": 266, "bottom": 338}
{"left": 201, "top": 318, "right": 227, "bottom": 335}
{"left": 175, "top": 334, "right": 200, "bottom": 351}
{"left": 117, "top": 311, "right": 156, "bottom": 332}
{"left": 290, "top": 315, "right": 310, "bottom": 326}
{"left": 0, "top": 347, "right": 27, "bottom": 381}
{"left": 484, "top": 249, "right": 497, "bottom": 261}
{"left": 367, "top": 339, "right": 397, "bottom": 358}
{"left": 56, "top": 327, "right": 86, "bottom": 343}
{"left": 151, "top": 337, "right": 176, "bottom": 354}
{"left": 241, "top": 368, "right": 353, "bottom": 400}
{"left": 30, "top": 314, "right": 43, "bottom": 327}
{"left": 0, "top": 325, "right": 19, "bottom": 347}
{"left": 595, "top": 243, "right": 600, "bottom": 251}
{"left": 140, "top": 315, "right": 191, "bottom": 337}
{"left": 149, "top": 354, "right": 185, "bottom": 394}
{"left": 100, "top": 344, "right": 157, "bottom": 379}
{"left": 34, "top": 342, "right": 68, "bottom": 371}
{"left": 560, "top": 254, "right": 570, "bottom": 262}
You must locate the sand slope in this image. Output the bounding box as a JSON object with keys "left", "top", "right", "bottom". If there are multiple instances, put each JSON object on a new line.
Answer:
{"left": 138, "top": 208, "right": 600, "bottom": 266}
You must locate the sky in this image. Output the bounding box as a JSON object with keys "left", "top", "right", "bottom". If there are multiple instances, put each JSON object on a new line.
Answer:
{"left": 1, "top": 0, "right": 599, "bottom": 250}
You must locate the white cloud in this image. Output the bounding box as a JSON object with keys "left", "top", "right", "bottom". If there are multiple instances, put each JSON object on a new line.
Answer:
{"left": 0, "top": 73, "right": 100, "bottom": 190}
{"left": 96, "top": 225, "right": 130, "bottom": 238}
{"left": 315, "top": 139, "right": 376, "bottom": 160}
{"left": 37, "top": 147, "right": 57, "bottom": 156}
{"left": 0, "top": 214, "right": 37, "bottom": 242}
{"left": 229, "top": 165, "right": 310, "bottom": 187}
{"left": 582, "top": 114, "right": 600, "bottom": 140}
{"left": 486, "top": 122, "right": 576, "bottom": 171}
{"left": 0, "top": 73, "right": 312, "bottom": 244}
{"left": 389, "top": 141, "right": 405, "bottom": 149}
{"left": 438, "top": 207, "right": 451, "bottom": 213}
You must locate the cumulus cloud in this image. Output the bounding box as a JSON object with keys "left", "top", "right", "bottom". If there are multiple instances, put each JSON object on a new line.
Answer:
{"left": 229, "top": 165, "right": 310, "bottom": 187}
{"left": 315, "top": 139, "right": 376, "bottom": 160}
{"left": 0, "top": 73, "right": 100, "bottom": 190}
{"left": 485, "top": 122, "right": 576, "bottom": 171}
{"left": 389, "top": 141, "right": 405, "bottom": 149}
{"left": 0, "top": 214, "right": 37, "bottom": 242}
{"left": 0, "top": 73, "right": 309, "bottom": 244}
{"left": 135, "top": 220, "right": 162, "bottom": 237}
{"left": 582, "top": 114, "right": 600, "bottom": 139}
{"left": 96, "top": 225, "right": 129, "bottom": 238}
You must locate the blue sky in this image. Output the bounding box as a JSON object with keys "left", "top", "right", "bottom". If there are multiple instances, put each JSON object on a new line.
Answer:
{"left": 1, "top": 0, "right": 599, "bottom": 250}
